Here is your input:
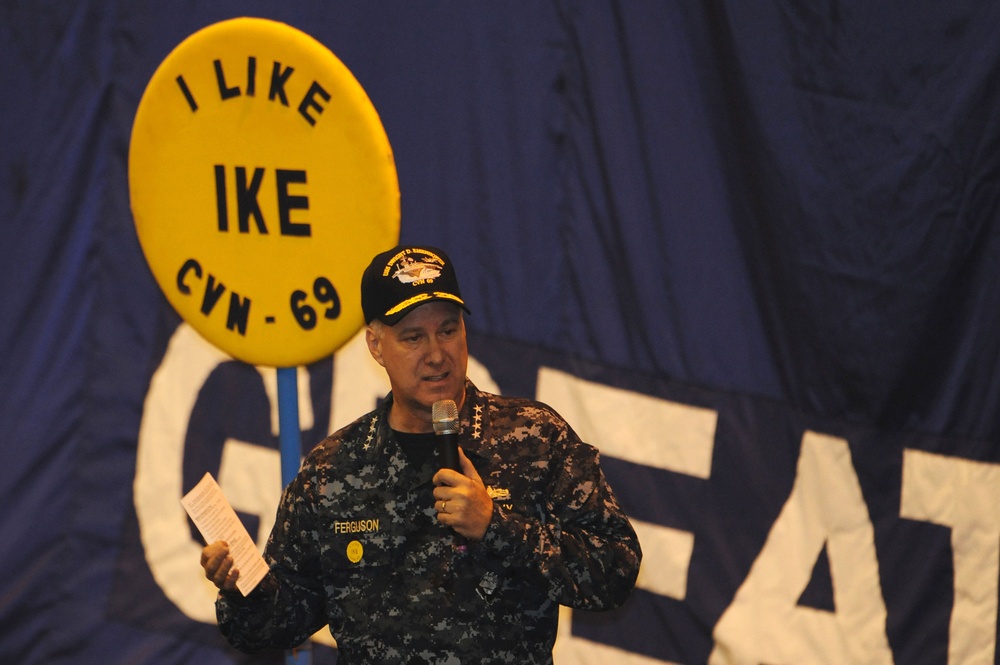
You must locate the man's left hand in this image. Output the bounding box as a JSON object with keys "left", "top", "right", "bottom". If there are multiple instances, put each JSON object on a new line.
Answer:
{"left": 433, "top": 448, "right": 493, "bottom": 540}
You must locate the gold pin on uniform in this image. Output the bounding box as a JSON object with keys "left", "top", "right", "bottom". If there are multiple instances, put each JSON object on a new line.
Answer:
{"left": 347, "top": 540, "right": 364, "bottom": 563}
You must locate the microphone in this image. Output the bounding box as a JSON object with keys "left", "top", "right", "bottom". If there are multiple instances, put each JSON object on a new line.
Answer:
{"left": 432, "top": 399, "right": 460, "bottom": 471}
{"left": 432, "top": 399, "right": 467, "bottom": 553}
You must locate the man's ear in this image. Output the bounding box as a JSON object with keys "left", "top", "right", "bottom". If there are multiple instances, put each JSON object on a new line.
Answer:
{"left": 365, "top": 327, "right": 386, "bottom": 367}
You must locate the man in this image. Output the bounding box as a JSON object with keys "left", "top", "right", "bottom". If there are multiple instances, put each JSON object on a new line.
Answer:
{"left": 201, "top": 244, "right": 641, "bottom": 663}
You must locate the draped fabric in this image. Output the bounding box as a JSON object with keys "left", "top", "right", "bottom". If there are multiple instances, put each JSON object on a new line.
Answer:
{"left": 3, "top": 2, "right": 1000, "bottom": 663}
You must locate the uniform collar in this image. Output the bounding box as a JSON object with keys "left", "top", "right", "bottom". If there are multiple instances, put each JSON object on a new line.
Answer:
{"left": 454, "top": 380, "right": 490, "bottom": 463}
{"left": 372, "top": 380, "right": 490, "bottom": 470}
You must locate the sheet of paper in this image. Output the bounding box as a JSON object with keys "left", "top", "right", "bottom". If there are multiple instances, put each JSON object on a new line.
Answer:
{"left": 181, "top": 472, "right": 269, "bottom": 596}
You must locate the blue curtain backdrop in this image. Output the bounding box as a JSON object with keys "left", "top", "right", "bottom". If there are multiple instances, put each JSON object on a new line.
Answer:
{"left": 3, "top": 2, "right": 1000, "bottom": 663}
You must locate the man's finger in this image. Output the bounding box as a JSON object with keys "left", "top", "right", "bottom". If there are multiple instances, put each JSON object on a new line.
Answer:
{"left": 458, "top": 447, "right": 482, "bottom": 484}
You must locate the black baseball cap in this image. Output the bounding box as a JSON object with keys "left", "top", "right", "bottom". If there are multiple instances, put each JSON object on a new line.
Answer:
{"left": 361, "top": 245, "right": 471, "bottom": 325}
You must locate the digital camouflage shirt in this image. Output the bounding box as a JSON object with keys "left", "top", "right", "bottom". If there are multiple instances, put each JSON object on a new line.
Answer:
{"left": 216, "top": 381, "right": 641, "bottom": 664}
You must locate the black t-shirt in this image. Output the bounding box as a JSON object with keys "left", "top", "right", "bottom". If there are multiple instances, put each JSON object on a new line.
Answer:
{"left": 392, "top": 429, "right": 437, "bottom": 468}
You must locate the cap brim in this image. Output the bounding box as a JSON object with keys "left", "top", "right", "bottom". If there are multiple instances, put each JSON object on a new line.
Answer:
{"left": 379, "top": 294, "right": 471, "bottom": 325}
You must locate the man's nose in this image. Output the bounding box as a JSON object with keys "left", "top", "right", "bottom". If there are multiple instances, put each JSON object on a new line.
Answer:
{"left": 424, "top": 337, "right": 445, "bottom": 364}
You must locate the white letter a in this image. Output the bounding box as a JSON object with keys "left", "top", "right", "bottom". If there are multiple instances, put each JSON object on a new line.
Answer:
{"left": 709, "top": 431, "right": 894, "bottom": 665}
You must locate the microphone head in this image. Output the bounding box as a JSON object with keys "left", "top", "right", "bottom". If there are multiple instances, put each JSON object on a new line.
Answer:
{"left": 432, "top": 399, "right": 459, "bottom": 435}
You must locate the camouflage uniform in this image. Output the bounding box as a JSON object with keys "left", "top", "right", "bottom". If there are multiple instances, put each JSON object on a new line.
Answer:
{"left": 217, "top": 381, "right": 641, "bottom": 664}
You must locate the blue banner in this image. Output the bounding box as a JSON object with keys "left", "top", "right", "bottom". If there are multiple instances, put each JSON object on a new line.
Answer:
{"left": 3, "top": 2, "right": 1000, "bottom": 663}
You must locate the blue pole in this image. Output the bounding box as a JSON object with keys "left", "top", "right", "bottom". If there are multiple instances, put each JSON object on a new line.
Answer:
{"left": 277, "top": 367, "right": 303, "bottom": 487}
{"left": 277, "top": 367, "right": 312, "bottom": 665}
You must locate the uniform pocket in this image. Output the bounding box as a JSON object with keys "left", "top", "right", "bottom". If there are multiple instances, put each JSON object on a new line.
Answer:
{"left": 321, "top": 516, "right": 394, "bottom": 570}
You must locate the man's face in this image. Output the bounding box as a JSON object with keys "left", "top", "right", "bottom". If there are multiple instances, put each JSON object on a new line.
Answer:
{"left": 366, "top": 301, "right": 469, "bottom": 431}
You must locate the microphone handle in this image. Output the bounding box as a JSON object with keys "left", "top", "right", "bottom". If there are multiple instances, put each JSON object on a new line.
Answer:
{"left": 435, "top": 430, "right": 468, "bottom": 552}
{"left": 437, "top": 431, "right": 460, "bottom": 471}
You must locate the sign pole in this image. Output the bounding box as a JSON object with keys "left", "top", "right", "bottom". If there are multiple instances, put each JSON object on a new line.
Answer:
{"left": 278, "top": 367, "right": 303, "bottom": 488}
{"left": 278, "top": 366, "right": 311, "bottom": 665}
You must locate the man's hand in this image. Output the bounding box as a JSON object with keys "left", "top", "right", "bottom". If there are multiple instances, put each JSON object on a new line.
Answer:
{"left": 201, "top": 541, "right": 240, "bottom": 591}
{"left": 433, "top": 448, "right": 493, "bottom": 540}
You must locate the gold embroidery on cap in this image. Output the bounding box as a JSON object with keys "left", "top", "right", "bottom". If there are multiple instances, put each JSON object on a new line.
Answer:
{"left": 384, "top": 291, "right": 465, "bottom": 317}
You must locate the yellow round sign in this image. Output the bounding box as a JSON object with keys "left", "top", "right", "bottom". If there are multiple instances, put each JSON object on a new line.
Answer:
{"left": 129, "top": 18, "right": 399, "bottom": 367}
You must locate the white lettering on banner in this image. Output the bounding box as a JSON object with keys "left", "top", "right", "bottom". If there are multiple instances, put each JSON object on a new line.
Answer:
{"left": 537, "top": 366, "right": 714, "bottom": 604}
{"left": 135, "top": 323, "right": 244, "bottom": 623}
{"left": 901, "top": 449, "right": 1000, "bottom": 665}
{"left": 630, "top": 519, "right": 695, "bottom": 600}
{"left": 537, "top": 367, "right": 716, "bottom": 478}
{"left": 539, "top": 367, "right": 716, "bottom": 663}
{"left": 555, "top": 605, "right": 682, "bottom": 665}
{"left": 133, "top": 323, "right": 337, "bottom": 648}
{"left": 135, "top": 325, "right": 289, "bottom": 615}
{"left": 709, "top": 431, "right": 893, "bottom": 665}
